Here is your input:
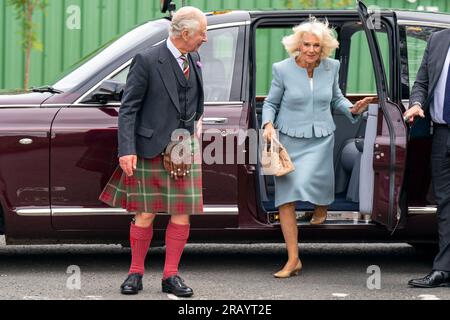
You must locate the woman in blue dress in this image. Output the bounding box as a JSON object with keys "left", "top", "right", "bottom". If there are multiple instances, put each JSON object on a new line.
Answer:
{"left": 262, "top": 17, "right": 373, "bottom": 278}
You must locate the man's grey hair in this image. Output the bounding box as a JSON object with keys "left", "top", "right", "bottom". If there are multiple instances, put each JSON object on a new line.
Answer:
{"left": 169, "top": 6, "right": 206, "bottom": 38}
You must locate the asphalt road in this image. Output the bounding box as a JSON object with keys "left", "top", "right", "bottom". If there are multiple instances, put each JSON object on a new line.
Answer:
{"left": 0, "top": 236, "right": 449, "bottom": 300}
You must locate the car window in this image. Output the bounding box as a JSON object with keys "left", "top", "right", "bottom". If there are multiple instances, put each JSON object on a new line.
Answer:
{"left": 199, "top": 27, "right": 240, "bottom": 102}
{"left": 255, "top": 28, "right": 291, "bottom": 96}
{"left": 347, "top": 29, "right": 390, "bottom": 95}
{"left": 111, "top": 66, "right": 130, "bottom": 83}
{"left": 53, "top": 20, "right": 168, "bottom": 91}
{"left": 405, "top": 25, "right": 444, "bottom": 92}
{"left": 109, "top": 27, "right": 240, "bottom": 103}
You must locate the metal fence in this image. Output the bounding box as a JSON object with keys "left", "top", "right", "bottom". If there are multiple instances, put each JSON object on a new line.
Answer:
{"left": 0, "top": 0, "right": 448, "bottom": 90}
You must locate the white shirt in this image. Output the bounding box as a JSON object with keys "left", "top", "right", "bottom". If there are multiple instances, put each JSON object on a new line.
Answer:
{"left": 166, "top": 38, "right": 186, "bottom": 71}
{"left": 432, "top": 46, "right": 450, "bottom": 124}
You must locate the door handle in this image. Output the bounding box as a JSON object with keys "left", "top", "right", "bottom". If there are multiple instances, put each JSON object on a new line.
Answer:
{"left": 202, "top": 117, "right": 228, "bottom": 125}
{"left": 19, "top": 138, "right": 33, "bottom": 145}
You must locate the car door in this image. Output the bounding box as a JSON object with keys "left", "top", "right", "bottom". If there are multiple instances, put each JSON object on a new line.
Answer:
{"left": 49, "top": 23, "right": 247, "bottom": 231}
{"left": 0, "top": 103, "right": 59, "bottom": 239}
{"left": 357, "top": 1, "right": 408, "bottom": 231}
{"left": 399, "top": 22, "right": 447, "bottom": 212}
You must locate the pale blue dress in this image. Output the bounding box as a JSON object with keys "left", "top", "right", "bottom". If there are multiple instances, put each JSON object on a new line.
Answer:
{"left": 261, "top": 57, "right": 359, "bottom": 208}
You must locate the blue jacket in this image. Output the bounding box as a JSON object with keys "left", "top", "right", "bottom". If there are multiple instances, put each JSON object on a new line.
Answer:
{"left": 262, "top": 57, "right": 358, "bottom": 138}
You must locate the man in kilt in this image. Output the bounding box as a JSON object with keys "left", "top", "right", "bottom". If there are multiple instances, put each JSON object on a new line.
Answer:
{"left": 99, "top": 6, "right": 207, "bottom": 297}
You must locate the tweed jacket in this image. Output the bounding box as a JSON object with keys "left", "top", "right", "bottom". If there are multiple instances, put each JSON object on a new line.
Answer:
{"left": 262, "top": 57, "right": 357, "bottom": 138}
{"left": 118, "top": 41, "right": 204, "bottom": 159}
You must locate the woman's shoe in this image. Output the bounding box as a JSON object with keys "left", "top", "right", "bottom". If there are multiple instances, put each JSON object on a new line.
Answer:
{"left": 310, "top": 206, "right": 327, "bottom": 225}
{"left": 273, "top": 260, "right": 302, "bottom": 278}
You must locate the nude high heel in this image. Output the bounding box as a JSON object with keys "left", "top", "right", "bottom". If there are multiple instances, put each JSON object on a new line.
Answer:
{"left": 273, "top": 260, "right": 303, "bottom": 278}
{"left": 310, "top": 206, "right": 328, "bottom": 225}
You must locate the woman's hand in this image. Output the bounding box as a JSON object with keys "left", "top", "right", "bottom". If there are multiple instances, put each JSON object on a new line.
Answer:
{"left": 350, "top": 97, "right": 377, "bottom": 115}
{"left": 263, "top": 122, "right": 276, "bottom": 142}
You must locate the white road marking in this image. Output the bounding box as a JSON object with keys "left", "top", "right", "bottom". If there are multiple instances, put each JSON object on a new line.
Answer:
{"left": 167, "top": 294, "right": 181, "bottom": 300}
{"left": 85, "top": 296, "right": 103, "bottom": 300}
{"left": 23, "top": 296, "right": 50, "bottom": 300}
{"left": 332, "top": 293, "right": 349, "bottom": 298}
{"left": 418, "top": 294, "right": 440, "bottom": 300}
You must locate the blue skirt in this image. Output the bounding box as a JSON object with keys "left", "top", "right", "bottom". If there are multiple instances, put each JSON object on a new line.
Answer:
{"left": 275, "top": 132, "right": 335, "bottom": 208}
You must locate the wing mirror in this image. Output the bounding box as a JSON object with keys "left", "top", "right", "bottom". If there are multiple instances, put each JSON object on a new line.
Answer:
{"left": 89, "top": 80, "right": 125, "bottom": 104}
{"left": 160, "top": 0, "right": 176, "bottom": 15}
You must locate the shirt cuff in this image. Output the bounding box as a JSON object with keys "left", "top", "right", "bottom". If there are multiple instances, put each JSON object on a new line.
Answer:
{"left": 411, "top": 101, "right": 423, "bottom": 109}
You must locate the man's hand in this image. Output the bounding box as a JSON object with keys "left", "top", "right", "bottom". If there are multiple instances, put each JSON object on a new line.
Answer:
{"left": 120, "top": 155, "right": 137, "bottom": 177}
{"left": 403, "top": 104, "right": 425, "bottom": 124}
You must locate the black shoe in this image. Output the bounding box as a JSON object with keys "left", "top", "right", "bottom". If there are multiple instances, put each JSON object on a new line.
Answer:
{"left": 408, "top": 270, "right": 450, "bottom": 288}
{"left": 162, "top": 275, "right": 194, "bottom": 297}
{"left": 120, "top": 273, "right": 143, "bottom": 295}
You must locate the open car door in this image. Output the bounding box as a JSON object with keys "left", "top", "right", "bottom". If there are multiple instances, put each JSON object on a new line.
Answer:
{"left": 357, "top": 1, "right": 408, "bottom": 231}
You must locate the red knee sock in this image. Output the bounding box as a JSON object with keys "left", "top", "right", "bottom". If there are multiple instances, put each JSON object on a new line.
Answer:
{"left": 129, "top": 223, "right": 153, "bottom": 276}
{"left": 163, "top": 222, "right": 190, "bottom": 280}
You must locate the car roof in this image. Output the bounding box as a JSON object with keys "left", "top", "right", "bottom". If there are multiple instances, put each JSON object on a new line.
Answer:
{"left": 205, "top": 9, "right": 450, "bottom": 28}
{"left": 205, "top": 10, "right": 251, "bottom": 25}
{"left": 394, "top": 10, "right": 450, "bottom": 27}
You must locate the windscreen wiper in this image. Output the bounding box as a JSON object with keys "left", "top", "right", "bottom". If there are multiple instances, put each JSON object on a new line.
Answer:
{"left": 31, "top": 86, "right": 64, "bottom": 94}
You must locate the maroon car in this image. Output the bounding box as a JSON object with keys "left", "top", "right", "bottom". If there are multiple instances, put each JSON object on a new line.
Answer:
{"left": 0, "top": 2, "right": 448, "bottom": 247}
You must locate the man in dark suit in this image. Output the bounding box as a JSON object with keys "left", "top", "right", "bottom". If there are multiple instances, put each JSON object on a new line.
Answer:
{"left": 99, "top": 6, "right": 207, "bottom": 297}
{"left": 404, "top": 28, "right": 450, "bottom": 288}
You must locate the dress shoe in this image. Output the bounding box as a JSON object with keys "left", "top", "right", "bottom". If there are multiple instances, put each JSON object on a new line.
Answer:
{"left": 310, "top": 206, "right": 327, "bottom": 225}
{"left": 162, "top": 275, "right": 194, "bottom": 297}
{"left": 408, "top": 270, "right": 450, "bottom": 288}
{"left": 120, "top": 273, "right": 143, "bottom": 295}
{"left": 273, "top": 260, "right": 303, "bottom": 278}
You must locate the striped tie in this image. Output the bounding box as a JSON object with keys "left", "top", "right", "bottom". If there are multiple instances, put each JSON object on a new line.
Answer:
{"left": 444, "top": 62, "right": 450, "bottom": 124}
{"left": 180, "top": 54, "right": 190, "bottom": 80}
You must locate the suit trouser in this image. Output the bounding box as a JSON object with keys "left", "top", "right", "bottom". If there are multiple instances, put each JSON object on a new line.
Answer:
{"left": 431, "top": 125, "right": 450, "bottom": 271}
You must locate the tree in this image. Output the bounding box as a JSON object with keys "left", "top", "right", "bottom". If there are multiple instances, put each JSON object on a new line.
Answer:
{"left": 8, "top": 0, "right": 48, "bottom": 89}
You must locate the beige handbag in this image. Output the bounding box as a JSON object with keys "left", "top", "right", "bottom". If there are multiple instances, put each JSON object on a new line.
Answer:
{"left": 261, "top": 136, "right": 295, "bottom": 177}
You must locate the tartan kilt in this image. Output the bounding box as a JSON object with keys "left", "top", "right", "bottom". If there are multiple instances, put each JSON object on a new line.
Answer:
{"left": 99, "top": 153, "right": 203, "bottom": 215}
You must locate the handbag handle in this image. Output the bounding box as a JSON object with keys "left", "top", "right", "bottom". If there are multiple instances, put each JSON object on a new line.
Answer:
{"left": 271, "top": 135, "right": 281, "bottom": 146}
{"left": 270, "top": 135, "right": 285, "bottom": 153}
{"left": 265, "top": 135, "right": 280, "bottom": 152}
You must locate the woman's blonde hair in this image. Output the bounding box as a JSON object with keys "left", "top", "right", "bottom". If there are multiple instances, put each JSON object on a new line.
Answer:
{"left": 282, "top": 16, "right": 339, "bottom": 60}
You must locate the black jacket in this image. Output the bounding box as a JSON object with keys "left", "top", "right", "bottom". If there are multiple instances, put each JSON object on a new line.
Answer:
{"left": 118, "top": 40, "right": 204, "bottom": 158}
{"left": 409, "top": 28, "right": 450, "bottom": 111}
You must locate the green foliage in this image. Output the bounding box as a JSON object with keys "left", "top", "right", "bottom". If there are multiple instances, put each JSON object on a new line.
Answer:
{"left": 7, "top": 0, "right": 48, "bottom": 88}
{"left": 8, "top": 0, "right": 47, "bottom": 51}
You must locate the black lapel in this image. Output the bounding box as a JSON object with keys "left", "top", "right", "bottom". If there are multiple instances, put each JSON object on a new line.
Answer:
{"left": 189, "top": 52, "right": 204, "bottom": 88}
{"left": 431, "top": 31, "right": 450, "bottom": 84}
{"left": 157, "top": 42, "right": 181, "bottom": 113}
